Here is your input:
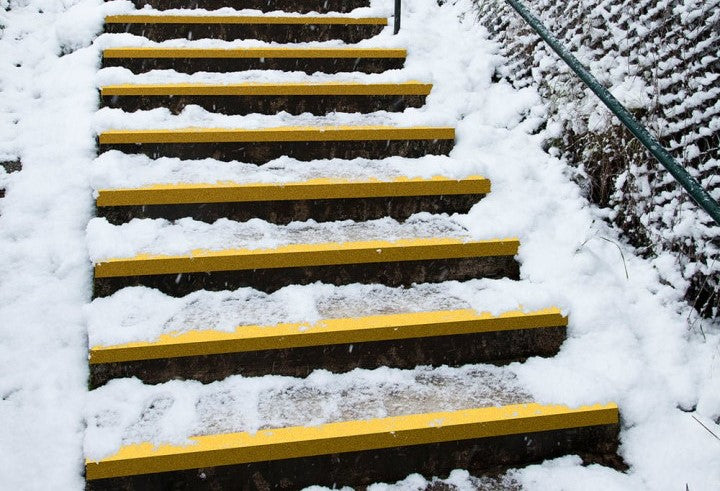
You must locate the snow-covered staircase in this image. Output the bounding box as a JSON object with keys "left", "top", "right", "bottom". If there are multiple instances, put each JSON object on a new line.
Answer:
{"left": 85, "top": 0, "right": 620, "bottom": 488}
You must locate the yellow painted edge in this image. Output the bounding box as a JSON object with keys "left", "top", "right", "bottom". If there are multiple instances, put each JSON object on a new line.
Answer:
{"left": 89, "top": 308, "right": 567, "bottom": 363}
{"left": 96, "top": 176, "right": 490, "bottom": 207}
{"left": 98, "top": 126, "right": 455, "bottom": 144}
{"left": 100, "top": 81, "right": 432, "bottom": 96}
{"left": 93, "top": 237, "right": 520, "bottom": 278}
{"left": 103, "top": 47, "right": 407, "bottom": 59}
{"left": 85, "top": 402, "right": 619, "bottom": 480}
{"left": 105, "top": 15, "right": 388, "bottom": 25}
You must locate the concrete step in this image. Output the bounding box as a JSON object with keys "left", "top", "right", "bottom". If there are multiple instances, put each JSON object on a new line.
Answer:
{"left": 95, "top": 175, "right": 488, "bottom": 224}
{"left": 97, "top": 126, "right": 455, "bottom": 163}
{"left": 121, "top": 0, "right": 370, "bottom": 14}
{"left": 92, "top": 237, "right": 520, "bottom": 297}
{"left": 85, "top": 403, "right": 619, "bottom": 489}
{"left": 102, "top": 47, "right": 406, "bottom": 75}
{"left": 89, "top": 307, "right": 567, "bottom": 387}
{"left": 104, "top": 15, "right": 387, "bottom": 43}
{"left": 100, "top": 81, "right": 431, "bottom": 115}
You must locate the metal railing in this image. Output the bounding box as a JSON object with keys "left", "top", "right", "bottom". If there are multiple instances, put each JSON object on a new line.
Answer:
{"left": 394, "top": 0, "right": 401, "bottom": 34}
{"left": 505, "top": 0, "right": 720, "bottom": 226}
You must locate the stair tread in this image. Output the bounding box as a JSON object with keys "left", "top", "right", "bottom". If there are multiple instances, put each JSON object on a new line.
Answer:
{"left": 86, "top": 280, "right": 555, "bottom": 348}
{"left": 85, "top": 402, "right": 618, "bottom": 479}
{"left": 90, "top": 307, "right": 567, "bottom": 363}
{"left": 103, "top": 47, "right": 407, "bottom": 58}
{"left": 91, "top": 153, "right": 468, "bottom": 190}
{"left": 96, "top": 69, "right": 419, "bottom": 84}
{"left": 95, "top": 175, "right": 489, "bottom": 206}
{"left": 116, "top": 0, "right": 371, "bottom": 14}
{"left": 89, "top": 214, "right": 475, "bottom": 261}
{"left": 100, "top": 81, "right": 432, "bottom": 96}
{"left": 92, "top": 237, "right": 520, "bottom": 278}
{"left": 98, "top": 126, "right": 455, "bottom": 144}
{"left": 84, "top": 364, "right": 532, "bottom": 464}
{"left": 105, "top": 14, "right": 389, "bottom": 25}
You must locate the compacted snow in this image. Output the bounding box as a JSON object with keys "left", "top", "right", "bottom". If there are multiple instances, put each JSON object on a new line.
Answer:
{"left": 86, "top": 214, "right": 472, "bottom": 261}
{"left": 85, "top": 364, "right": 530, "bottom": 460}
{"left": 0, "top": 0, "right": 718, "bottom": 489}
{"left": 86, "top": 279, "right": 557, "bottom": 347}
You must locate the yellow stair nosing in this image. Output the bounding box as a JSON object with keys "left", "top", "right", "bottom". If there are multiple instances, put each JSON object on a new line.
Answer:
{"left": 98, "top": 126, "right": 455, "bottom": 145}
{"left": 100, "top": 81, "right": 433, "bottom": 97}
{"left": 90, "top": 307, "right": 568, "bottom": 364}
{"left": 102, "top": 47, "right": 407, "bottom": 59}
{"left": 85, "top": 402, "right": 619, "bottom": 480}
{"left": 105, "top": 15, "right": 389, "bottom": 26}
{"left": 93, "top": 237, "right": 520, "bottom": 278}
{"left": 95, "top": 176, "right": 490, "bottom": 207}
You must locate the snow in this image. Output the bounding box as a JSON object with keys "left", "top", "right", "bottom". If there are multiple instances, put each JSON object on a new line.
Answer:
{"left": 0, "top": 1, "right": 100, "bottom": 489}
{"left": 479, "top": 0, "right": 720, "bottom": 320}
{"left": 364, "top": 469, "right": 523, "bottom": 491}
{"left": 1, "top": 0, "right": 718, "bottom": 489}
{"left": 86, "top": 279, "right": 557, "bottom": 346}
{"left": 86, "top": 214, "right": 471, "bottom": 260}
{"left": 91, "top": 152, "right": 479, "bottom": 189}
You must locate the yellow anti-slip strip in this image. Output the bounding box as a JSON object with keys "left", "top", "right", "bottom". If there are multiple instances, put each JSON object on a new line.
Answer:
{"left": 101, "top": 81, "right": 432, "bottom": 97}
{"left": 98, "top": 126, "right": 455, "bottom": 145}
{"left": 85, "top": 402, "right": 619, "bottom": 480}
{"left": 93, "top": 237, "right": 520, "bottom": 278}
{"left": 96, "top": 176, "right": 490, "bottom": 207}
{"left": 90, "top": 308, "right": 567, "bottom": 364}
{"left": 105, "top": 15, "right": 388, "bottom": 25}
{"left": 103, "top": 47, "right": 406, "bottom": 59}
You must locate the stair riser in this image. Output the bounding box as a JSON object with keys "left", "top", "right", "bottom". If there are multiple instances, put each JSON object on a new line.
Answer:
{"left": 98, "top": 139, "right": 454, "bottom": 164}
{"left": 100, "top": 94, "right": 426, "bottom": 115}
{"left": 85, "top": 423, "right": 619, "bottom": 490}
{"left": 104, "top": 23, "right": 384, "bottom": 43}
{"left": 97, "top": 194, "right": 485, "bottom": 225}
{"left": 89, "top": 326, "right": 566, "bottom": 387}
{"left": 93, "top": 256, "right": 520, "bottom": 298}
{"left": 123, "top": 0, "right": 369, "bottom": 13}
{"left": 101, "top": 57, "right": 404, "bottom": 75}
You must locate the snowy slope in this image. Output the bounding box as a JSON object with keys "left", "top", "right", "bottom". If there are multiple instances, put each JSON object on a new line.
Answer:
{"left": 475, "top": 0, "right": 720, "bottom": 318}
{"left": 0, "top": 0, "right": 718, "bottom": 489}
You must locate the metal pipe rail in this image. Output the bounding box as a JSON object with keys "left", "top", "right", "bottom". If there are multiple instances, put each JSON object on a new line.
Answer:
{"left": 505, "top": 0, "right": 720, "bottom": 226}
{"left": 394, "top": 0, "right": 401, "bottom": 34}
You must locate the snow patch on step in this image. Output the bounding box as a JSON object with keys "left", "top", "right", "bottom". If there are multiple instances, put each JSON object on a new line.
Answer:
{"left": 84, "top": 364, "right": 530, "bottom": 461}
{"left": 86, "top": 279, "right": 557, "bottom": 346}
{"left": 95, "top": 32, "right": 395, "bottom": 50}
{"left": 86, "top": 214, "right": 471, "bottom": 261}
{"left": 91, "top": 152, "right": 480, "bottom": 189}
{"left": 93, "top": 104, "right": 452, "bottom": 131}
{"left": 103, "top": 0, "right": 392, "bottom": 20}
{"left": 97, "top": 66, "right": 416, "bottom": 86}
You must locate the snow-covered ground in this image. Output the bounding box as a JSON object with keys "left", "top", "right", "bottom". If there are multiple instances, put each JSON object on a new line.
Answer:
{"left": 1, "top": 0, "right": 718, "bottom": 489}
